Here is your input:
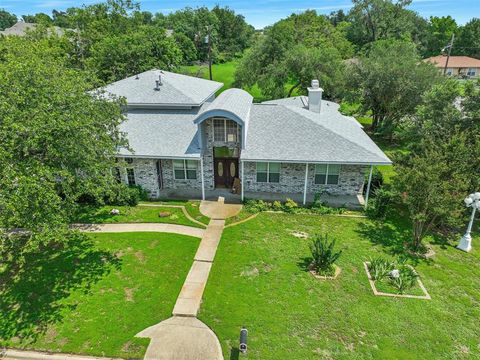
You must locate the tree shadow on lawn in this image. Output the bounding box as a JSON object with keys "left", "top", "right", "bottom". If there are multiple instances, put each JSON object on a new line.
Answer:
{"left": 0, "top": 231, "right": 121, "bottom": 344}
{"left": 355, "top": 218, "right": 437, "bottom": 265}
{"left": 72, "top": 205, "right": 121, "bottom": 223}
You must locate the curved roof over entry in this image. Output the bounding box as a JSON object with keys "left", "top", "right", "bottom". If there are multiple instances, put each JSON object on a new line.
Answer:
{"left": 194, "top": 88, "right": 253, "bottom": 126}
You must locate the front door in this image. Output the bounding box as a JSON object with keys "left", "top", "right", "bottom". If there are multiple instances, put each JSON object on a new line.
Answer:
{"left": 214, "top": 158, "right": 238, "bottom": 188}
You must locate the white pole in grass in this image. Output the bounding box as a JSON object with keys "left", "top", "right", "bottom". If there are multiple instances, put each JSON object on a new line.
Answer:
{"left": 200, "top": 158, "right": 205, "bottom": 201}
{"left": 303, "top": 163, "right": 309, "bottom": 205}
{"left": 241, "top": 161, "right": 244, "bottom": 202}
{"left": 364, "top": 165, "right": 374, "bottom": 210}
{"left": 458, "top": 192, "right": 480, "bottom": 252}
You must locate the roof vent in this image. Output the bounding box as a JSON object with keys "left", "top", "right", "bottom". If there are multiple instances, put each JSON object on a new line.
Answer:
{"left": 155, "top": 73, "right": 163, "bottom": 91}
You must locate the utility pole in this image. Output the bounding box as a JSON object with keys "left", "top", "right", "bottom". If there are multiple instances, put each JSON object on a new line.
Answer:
{"left": 443, "top": 33, "right": 455, "bottom": 76}
{"left": 205, "top": 26, "right": 213, "bottom": 80}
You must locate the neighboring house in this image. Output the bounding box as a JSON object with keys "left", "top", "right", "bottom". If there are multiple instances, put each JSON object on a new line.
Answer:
{"left": 0, "top": 21, "right": 66, "bottom": 37}
{"left": 102, "top": 70, "right": 391, "bottom": 207}
{"left": 424, "top": 55, "right": 480, "bottom": 78}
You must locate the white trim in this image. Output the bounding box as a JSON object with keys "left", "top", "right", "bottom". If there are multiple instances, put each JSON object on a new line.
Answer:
{"left": 116, "top": 154, "right": 201, "bottom": 160}
{"left": 241, "top": 158, "right": 392, "bottom": 166}
{"left": 241, "top": 161, "right": 244, "bottom": 201}
{"left": 364, "top": 165, "right": 374, "bottom": 210}
{"left": 200, "top": 158, "right": 205, "bottom": 200}
{"left": 303, "top": 163, "right": 309, "bottom": 205}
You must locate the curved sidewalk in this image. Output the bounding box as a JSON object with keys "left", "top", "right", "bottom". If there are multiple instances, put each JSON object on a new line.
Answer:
{"left": 71, "top": 223, "right": 205, "bottom": 238}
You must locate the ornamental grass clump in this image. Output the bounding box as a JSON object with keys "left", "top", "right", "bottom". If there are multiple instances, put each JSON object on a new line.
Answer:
{"left": 309, "top": 234, "right": 342, "bottom": 276}
{"left": 389, "top": 265, "right": 419, "bottom": 294}
{"left": 367, "top": 258, "right": 420, "bottom": 294}
{"left": 368, "top": 257, "right": 395, "bottom": 280}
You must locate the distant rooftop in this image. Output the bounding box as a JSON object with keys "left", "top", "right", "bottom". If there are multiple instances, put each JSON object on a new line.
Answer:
{"left": 102, "top": 69, "right": 223, "bottom": 108}
{"left": 424, "top": 55, "right": 480, "bottom": 68}
{"left": 0, "top": 21, "right": 65, "bottom": 36}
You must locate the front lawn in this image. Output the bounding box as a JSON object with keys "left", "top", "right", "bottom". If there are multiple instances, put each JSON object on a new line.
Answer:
{"left": 73, "top": 205, "right": 206, "bottom": 228}
{"left": 199, "top": 213, "right": 480, "bottom": 359}
{"left": 1, "top": 232, "right": 200, "bottom": 358}
{"left": 143, "top": 200, "right": 210, "bottom": 226}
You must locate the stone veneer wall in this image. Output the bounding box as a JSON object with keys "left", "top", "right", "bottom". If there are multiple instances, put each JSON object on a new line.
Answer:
{"left": 243, "top": 162, "right": 368, "bottom": 196}
{"left": 201, "top": 118, "right": 241, "bottom": 190}
{"left": 119, "top": 158, "right": 202, "bottom": 199}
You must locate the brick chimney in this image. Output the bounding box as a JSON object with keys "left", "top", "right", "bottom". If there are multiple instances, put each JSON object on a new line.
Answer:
{"left": 308, "top": 79, "right": 323, "bottom": 113}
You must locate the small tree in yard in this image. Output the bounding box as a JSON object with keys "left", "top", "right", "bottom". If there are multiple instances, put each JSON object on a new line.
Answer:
{"left": 394, "top": 137, "right": 470, "bottom": 251}
{"left": 309, "top": 234, "right": 342, "bottom": 275}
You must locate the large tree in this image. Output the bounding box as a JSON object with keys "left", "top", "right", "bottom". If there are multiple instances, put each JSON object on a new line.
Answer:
{"left": 347, "top": 0, "right": 427, "bottom": 49}
{"left": 0, "top": 9, "right": 16, "bottom": 31}
{"left": 456, "top": 18, "right": 480, "bottom": 59}
{"left": 348, "top": 39, "right": 440, "bottom": 133}
{"left": 86, "top": 26, "right": 183, "bottom": 82}
{"left": 0, "top": 36, "right": 126, "bottom": 259}
{"left": 422, "top": 16, "right": 458, "bottom": 57}
{"left": 235, "top": 10, "right": 352, "bottom": 100}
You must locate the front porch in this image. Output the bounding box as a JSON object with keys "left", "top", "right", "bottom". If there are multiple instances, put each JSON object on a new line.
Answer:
{"left": 156, "top": 188, "right": 365, "bottom": 209}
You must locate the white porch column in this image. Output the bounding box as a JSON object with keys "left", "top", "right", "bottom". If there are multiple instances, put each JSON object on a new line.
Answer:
{"left": 303, "top": 163, "right": 309, "bottom": 205}
{"left": 364, "top": 165, "right": 373, "bottom": 210}
{"left": 200, "top": 157, "right": 205, "bottom": 200}
{"left": 241, "top": 160, "right": 244, "bottom": 202}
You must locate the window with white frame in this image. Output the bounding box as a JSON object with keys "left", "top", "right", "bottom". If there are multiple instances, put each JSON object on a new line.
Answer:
{"left": 446, "top": 68, "right": 453, "bottom": 76}
{"left": 126, "top": 168, "right": 136, "bottom": 186}
{"left": 315, "top": 164, "right": 341, "bottom": 185}
{"left": 173, "top": 159, "right": 197, "bottom": 180}
{"left": 256, "top": 162, "right": 280, "bottom": 183}
{"left": 213, "top": 118, "right": 240, "bottom": 143}
{"left": 467, "top": 68, "right": 477, "bottom": 77}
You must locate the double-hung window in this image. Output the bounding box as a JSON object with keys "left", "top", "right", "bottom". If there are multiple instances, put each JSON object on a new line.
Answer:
{"left": 446, "top": 68, "right": 453, "bottom": 76}
{"left": 173, "top": 159, "right": 197, "bottom": 180}
{"left": 315, "top": 164, "right": 340, "bottom": 185}
{"left": 213, "top": 118, "right": 240, "bottom": 143}
{"left": 126, "top": 168, "right": 136, "bottom": 186}
{"left": 256, "top": 162, "right": 280, "bottom": 183}
{"left": 467, "top": 68, "right": 477, "bottom": 77}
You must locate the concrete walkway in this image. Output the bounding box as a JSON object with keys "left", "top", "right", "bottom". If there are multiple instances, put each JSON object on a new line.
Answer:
{"left": 137, "top": 317, "right": 223, "bottom": 360}
{"left": 135, "top": 198, "right": 241, "bottom": 360}
{"left": 72, "top": 223, "right": 205, "bottom": 238}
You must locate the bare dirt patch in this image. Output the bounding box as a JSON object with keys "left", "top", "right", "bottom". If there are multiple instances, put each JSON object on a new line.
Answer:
{"left": 124, "top": 288, "right": 135, "bottom": 302}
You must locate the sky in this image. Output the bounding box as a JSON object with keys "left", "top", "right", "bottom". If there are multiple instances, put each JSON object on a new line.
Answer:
{"left": 1, "top": 0, "right": 479, "bottom": 29}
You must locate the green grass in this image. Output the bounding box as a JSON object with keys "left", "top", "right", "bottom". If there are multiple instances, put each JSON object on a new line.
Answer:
{"left": 199, "top": 212, "right": 480, "bottom": 359}
{"left": 181, "top": 61, "right": 264, "bottom": 101}
{"left": 2, "top": 232, "right": 200, "bottom": 358}
{"left": 73, "top": 205, "right": 205, "bottom": 228}
{"left": 142, "top": 200, "right": 210, "bottom": 226}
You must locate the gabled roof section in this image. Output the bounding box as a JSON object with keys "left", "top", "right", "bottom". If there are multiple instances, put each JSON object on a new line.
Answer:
{"left": 241, "top": 103, "right": 391, "bottom": 165}
{"left": 102, "top": 69, "right": 223, "bottom": 108}
{"left": 194, "top": 88, "right": 253, "bottom": 126}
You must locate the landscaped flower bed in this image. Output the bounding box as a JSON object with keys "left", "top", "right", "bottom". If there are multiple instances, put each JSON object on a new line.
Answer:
{"left": 364, "top": 260, "right": 431, "bottom": 299}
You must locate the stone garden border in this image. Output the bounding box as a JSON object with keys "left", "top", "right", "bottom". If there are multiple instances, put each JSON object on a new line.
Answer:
{"left": 309, "top": 264, "right": 341, "bottom": 280}
{"left": 363, "top": 262, "right": 431, "bottom": 300}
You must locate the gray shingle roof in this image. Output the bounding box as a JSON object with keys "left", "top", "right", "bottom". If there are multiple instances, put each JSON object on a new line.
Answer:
{"left": 241, "top": 103, "right": 391, "bottom": 165}
{"left": 103, "top": 69, "right": 223, "bottom": 107}
{"left": 117, "top": 106, "right": 203, "bottom": 158}
{"left": 194, "top": 88, "right": 253, "bottom": 125}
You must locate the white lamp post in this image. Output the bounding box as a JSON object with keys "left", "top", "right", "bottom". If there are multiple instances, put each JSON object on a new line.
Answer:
{"left": 457, "top": 192, "right": 480, "bottom": 252}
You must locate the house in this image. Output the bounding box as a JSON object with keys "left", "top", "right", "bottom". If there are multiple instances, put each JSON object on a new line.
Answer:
{"left": 0, "top": 21, "right": 66, "bottom": 37}
{"left": 424, "top": 55, "right": 480, "bottom": 78}
{"left": 102, "top": 70, "right": 391, "bottom": 207}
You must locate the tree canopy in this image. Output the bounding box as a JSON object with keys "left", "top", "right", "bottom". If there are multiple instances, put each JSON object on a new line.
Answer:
{"left": 0, "top": 36, "right": 126, "bottom": 233}
{"left": 347, "top": 40, "right": 440, "bottom": 133}
{"left": 0, "top": 9, "right": 16, "bottom": 31}
{"left": 235, "top": 10, "right": 352, "bottom": 100}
